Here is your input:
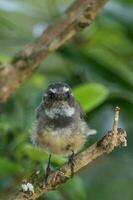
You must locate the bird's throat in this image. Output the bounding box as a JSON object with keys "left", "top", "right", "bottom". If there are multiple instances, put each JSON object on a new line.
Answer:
{"left": 45, "top": 104, "right": 75, "bottom": 119}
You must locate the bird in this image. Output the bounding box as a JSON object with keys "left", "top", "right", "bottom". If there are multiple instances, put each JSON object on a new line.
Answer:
{"left": 32, "top": 82, "right": 96, "bottom": 180}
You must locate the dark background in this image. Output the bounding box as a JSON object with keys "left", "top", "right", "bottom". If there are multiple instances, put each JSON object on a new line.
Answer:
{"left": 0, "top": 0, "right": 133, "bottom": 199}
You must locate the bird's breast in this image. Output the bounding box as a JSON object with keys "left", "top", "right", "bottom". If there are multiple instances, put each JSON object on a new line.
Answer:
{"left": 37, "top": 127, "right": 86, "bottom": 155}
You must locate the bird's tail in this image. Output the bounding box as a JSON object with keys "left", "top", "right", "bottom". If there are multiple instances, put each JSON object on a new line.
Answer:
{"left": 87, "top": 129, "right": 97, "bottom": 136}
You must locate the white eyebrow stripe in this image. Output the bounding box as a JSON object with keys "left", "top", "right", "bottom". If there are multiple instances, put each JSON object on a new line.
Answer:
{"left": 49, "top": 88, "right": 57, "bottom": 93}
{"left": 63, "top": 86, "right": 69, "bottom": 92}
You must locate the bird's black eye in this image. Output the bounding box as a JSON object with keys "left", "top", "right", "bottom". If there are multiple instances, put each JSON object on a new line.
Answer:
{"left": 65, "top": 91, "right": 70, "bottom": 98}
{"left": 48, "top": 91, "right": 55, "bottom": 99}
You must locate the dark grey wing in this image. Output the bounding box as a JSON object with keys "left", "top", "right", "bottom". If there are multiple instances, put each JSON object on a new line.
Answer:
{"left": 76, "top": 102, "right": 86, "bottom": 119}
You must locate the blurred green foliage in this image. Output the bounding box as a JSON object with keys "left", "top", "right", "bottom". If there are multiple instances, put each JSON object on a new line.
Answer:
{"left": 0, "top": 0, "right": 133, "bottom": 199}
{"left": 74, "top": 83, "right": 109, "bottom": 112}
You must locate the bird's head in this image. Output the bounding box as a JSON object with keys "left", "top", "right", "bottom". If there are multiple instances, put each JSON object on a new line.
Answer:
{"left": 43, "top": 82, "right": 74, "bottom": 107}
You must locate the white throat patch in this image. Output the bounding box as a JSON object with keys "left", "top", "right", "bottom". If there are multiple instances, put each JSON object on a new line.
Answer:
{"left": 45, "top": 105, "right": 75, "bottom": 119}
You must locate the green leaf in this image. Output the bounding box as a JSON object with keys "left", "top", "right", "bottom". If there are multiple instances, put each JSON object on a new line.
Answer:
{"left": 88, "top": 49, "right": 133, "bottom": 87}
{"left": 19, "top": 144, "right": 65, "bottom": 165}
{"left": 0, "top": 157, "right": 21, "bottom": 177}
{"left": 61, "top": 176, "right": 87, "bottom": 200}
{"left": 73, "top": 83, "right": 109, "bottom": 112}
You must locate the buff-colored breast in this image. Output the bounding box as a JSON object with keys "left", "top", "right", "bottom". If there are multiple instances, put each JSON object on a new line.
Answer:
{"left": 37, "top": 126, "right": 87, "bottom": 156}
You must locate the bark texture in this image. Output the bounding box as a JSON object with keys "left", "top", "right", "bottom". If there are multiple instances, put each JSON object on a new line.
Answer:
{"left": 0, "top": 0, "right": 108, "bottom": 102}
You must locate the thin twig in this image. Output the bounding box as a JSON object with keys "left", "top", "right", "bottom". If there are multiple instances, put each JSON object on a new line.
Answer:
{"left": 112, "top": 106, "right": 120, "bottom": 134}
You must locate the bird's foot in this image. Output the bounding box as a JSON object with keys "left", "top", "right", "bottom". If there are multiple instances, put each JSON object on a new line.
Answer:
{"left": 68, "top": 150, "right": 75, "bottom": 178}
{"left": 44, "top": 154, "right": 52, "bottom": 185}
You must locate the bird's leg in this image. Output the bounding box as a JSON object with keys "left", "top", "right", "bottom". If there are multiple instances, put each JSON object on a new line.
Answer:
{"left": 45, "top": 154, "right": 52, "bottom": 184}
{"left": 68, "top": 150, "right": 75, "bottom": 178}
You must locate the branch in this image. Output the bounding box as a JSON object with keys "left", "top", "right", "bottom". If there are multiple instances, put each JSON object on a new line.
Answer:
{"left": 0, "top": 0, "right": 109, "bottom": 102}
{"left": 13, "top": 107, "right": 127, "bottom": 200}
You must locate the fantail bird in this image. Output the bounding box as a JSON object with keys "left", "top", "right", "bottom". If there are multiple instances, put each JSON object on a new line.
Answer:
{"left": 32, "top": 82, "right": 96, "bottom": 179}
